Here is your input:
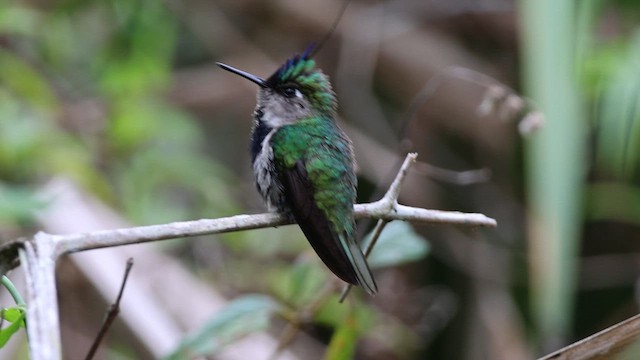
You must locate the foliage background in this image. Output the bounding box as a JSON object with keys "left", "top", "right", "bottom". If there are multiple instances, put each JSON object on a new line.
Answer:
{"left": 1, "top": 0, "right": 640, "bottom": 359}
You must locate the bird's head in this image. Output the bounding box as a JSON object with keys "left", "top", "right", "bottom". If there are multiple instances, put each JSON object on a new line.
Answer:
{"left": 217, "top": 46, "right": 337, "bottom": 127}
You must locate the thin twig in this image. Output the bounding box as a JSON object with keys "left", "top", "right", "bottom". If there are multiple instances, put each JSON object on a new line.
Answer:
{"left": 84, "top": 258, "right": 134, "bottom": 360}
{"left": 381, "top": 153, "right": 416, "bottom": 203}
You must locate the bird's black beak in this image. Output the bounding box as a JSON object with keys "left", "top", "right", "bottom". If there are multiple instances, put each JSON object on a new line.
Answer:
{"left": 216, "top": 62, "right": 267, "bottom": 88}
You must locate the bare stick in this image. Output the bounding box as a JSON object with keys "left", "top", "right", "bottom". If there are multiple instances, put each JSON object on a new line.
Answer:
{"left": 84, "top": 258, "right": 134, "bottom": 360}
{"left": 33, "top": 154, "right": 493, "bottom": 259}
{"left": 537, "top": 313, "right": 640, "bottom": 360}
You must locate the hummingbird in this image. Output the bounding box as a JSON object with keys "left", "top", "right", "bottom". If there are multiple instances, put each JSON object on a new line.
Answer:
{"left": 217, "top": 47, "right": 378, "bottom": 294}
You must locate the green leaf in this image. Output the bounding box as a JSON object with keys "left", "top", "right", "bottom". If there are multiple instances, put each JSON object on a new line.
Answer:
{"left": 324, "top": 311, "right": 359, "bottom": 360}
{"left": 366, "top": 221, "right": 430, "bottom": 269}
{"left": 289, "top": 261, "right": 326, "bottom": 303}
{"left": 593, "top": 33, "right": 640, "bottom": 179}
{"left": 0, "top": 307, "right": 25, "bottom": 325}
{"left": 0, "top": 307, "right": 26, "bottom": 348}
{"left": 0, "top": 49, "right": 57, "bottom": 110}
{"left": 164, "top": 295, "right": 281, "bottom": 359}
{"left": 314, "top": 295, "right": 350, "bottom": 326}
{"left": 0, "top": 5, "right": 40, "bottom": 37}
{"left": 99, "top": 0, "right": 176, "bottom": 97}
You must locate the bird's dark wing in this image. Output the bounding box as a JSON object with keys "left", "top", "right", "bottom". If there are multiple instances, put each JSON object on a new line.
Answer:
{"left": 282, "top": 160, "right": 377, "bottom": 294}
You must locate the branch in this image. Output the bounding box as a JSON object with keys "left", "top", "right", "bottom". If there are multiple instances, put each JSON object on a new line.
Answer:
{"left": 42, "top": 153, "right": 494, "bottom": 259}
{"left": 9, "top": 152, "right": 496, "bottom": 360}
{"left": 537, "top": 313, "right": 640, "bottom": 360}
{"left": 19, "top": 234, "right": 61, "bottom": 360}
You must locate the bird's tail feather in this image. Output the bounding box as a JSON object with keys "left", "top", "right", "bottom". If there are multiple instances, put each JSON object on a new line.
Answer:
{"left": 341, "top": 234, "right": 378, "bottom": 295}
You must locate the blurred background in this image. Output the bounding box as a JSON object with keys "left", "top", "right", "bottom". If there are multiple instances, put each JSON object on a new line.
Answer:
{"left": 1, "top": 0, "right": 640, "bottom": 359}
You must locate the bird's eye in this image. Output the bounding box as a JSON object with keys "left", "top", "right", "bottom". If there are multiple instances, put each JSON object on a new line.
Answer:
{"left": 282, "top": 87, "right": 303, "bottom": 99}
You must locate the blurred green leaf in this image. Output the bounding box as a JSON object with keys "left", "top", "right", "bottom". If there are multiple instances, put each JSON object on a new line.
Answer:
{"left": 0, "top": 306, "right": 26, "bottom": 348}
{"left": 117, "top": 147, "right": 240, "bottom": 224}
{"left": 593, "top": 32, "right": 640, "bottom": 179}
{"left": 314, "top": 295, "right": 350, "bottom": 326}
{"left": 0, "top": 94, "right": 109, "bottom": 197}
{"left": 0, "top": 49, "right": 57, "bottom": 111}
{"left": 0, "top": 99, "right": 51, "bottom": 179}
{"left": 164, "top": 295, "right": 281, "bottom": 359}
{"left": 270, "top": 258, "right": 329, "bottom": 307}
{"left": 108, "top": 99, "right": 166, "bottom": 151}
{"left": 107, "top": 99, "right": 204, "bottom": 153}
{"left": 522, "top": 0, "right": 585, "bottom": 344}
{"left": 324, "top": 310, "right": 359, "bottom": 360}
{"left": 315, "top": 295, "right": 377, "bottom": 329}
{"left": 109, "top": 101, "right": 242, "bottom": 223}
{"left": 0, "top": 5, "right": 40, "bottom": 37}
{"left": 288, "top": 260, "right": 326, "bottom": 304}
{"left": 100, "top": 0, "right": 176, "bottom": 97}
{"left": 367, "top": 221, "right": 429, "bottom": 269}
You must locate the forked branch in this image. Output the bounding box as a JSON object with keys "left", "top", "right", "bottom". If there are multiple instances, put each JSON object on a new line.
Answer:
{"left": 5, "top": 153, "right": 496, "bottom": 360}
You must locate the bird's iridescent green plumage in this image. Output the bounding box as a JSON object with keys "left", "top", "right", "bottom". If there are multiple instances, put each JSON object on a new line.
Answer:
{"left": 272, "top": 116, "right": 356, "bottom": 233}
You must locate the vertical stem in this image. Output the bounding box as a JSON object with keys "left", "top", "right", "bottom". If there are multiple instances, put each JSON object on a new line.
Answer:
{"left": 21, "top": 233, "right": 62, "bottom": 360}
{"left": 519, "top": 0, "right": 585, "bottom": 352}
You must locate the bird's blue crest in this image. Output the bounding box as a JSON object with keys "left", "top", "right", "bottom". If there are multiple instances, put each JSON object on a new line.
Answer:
{"left": 262, "top": 43, "right": 337, "bottom": 113}
{"left": 266, "top": 44, "right": 317, "bottom": 87}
